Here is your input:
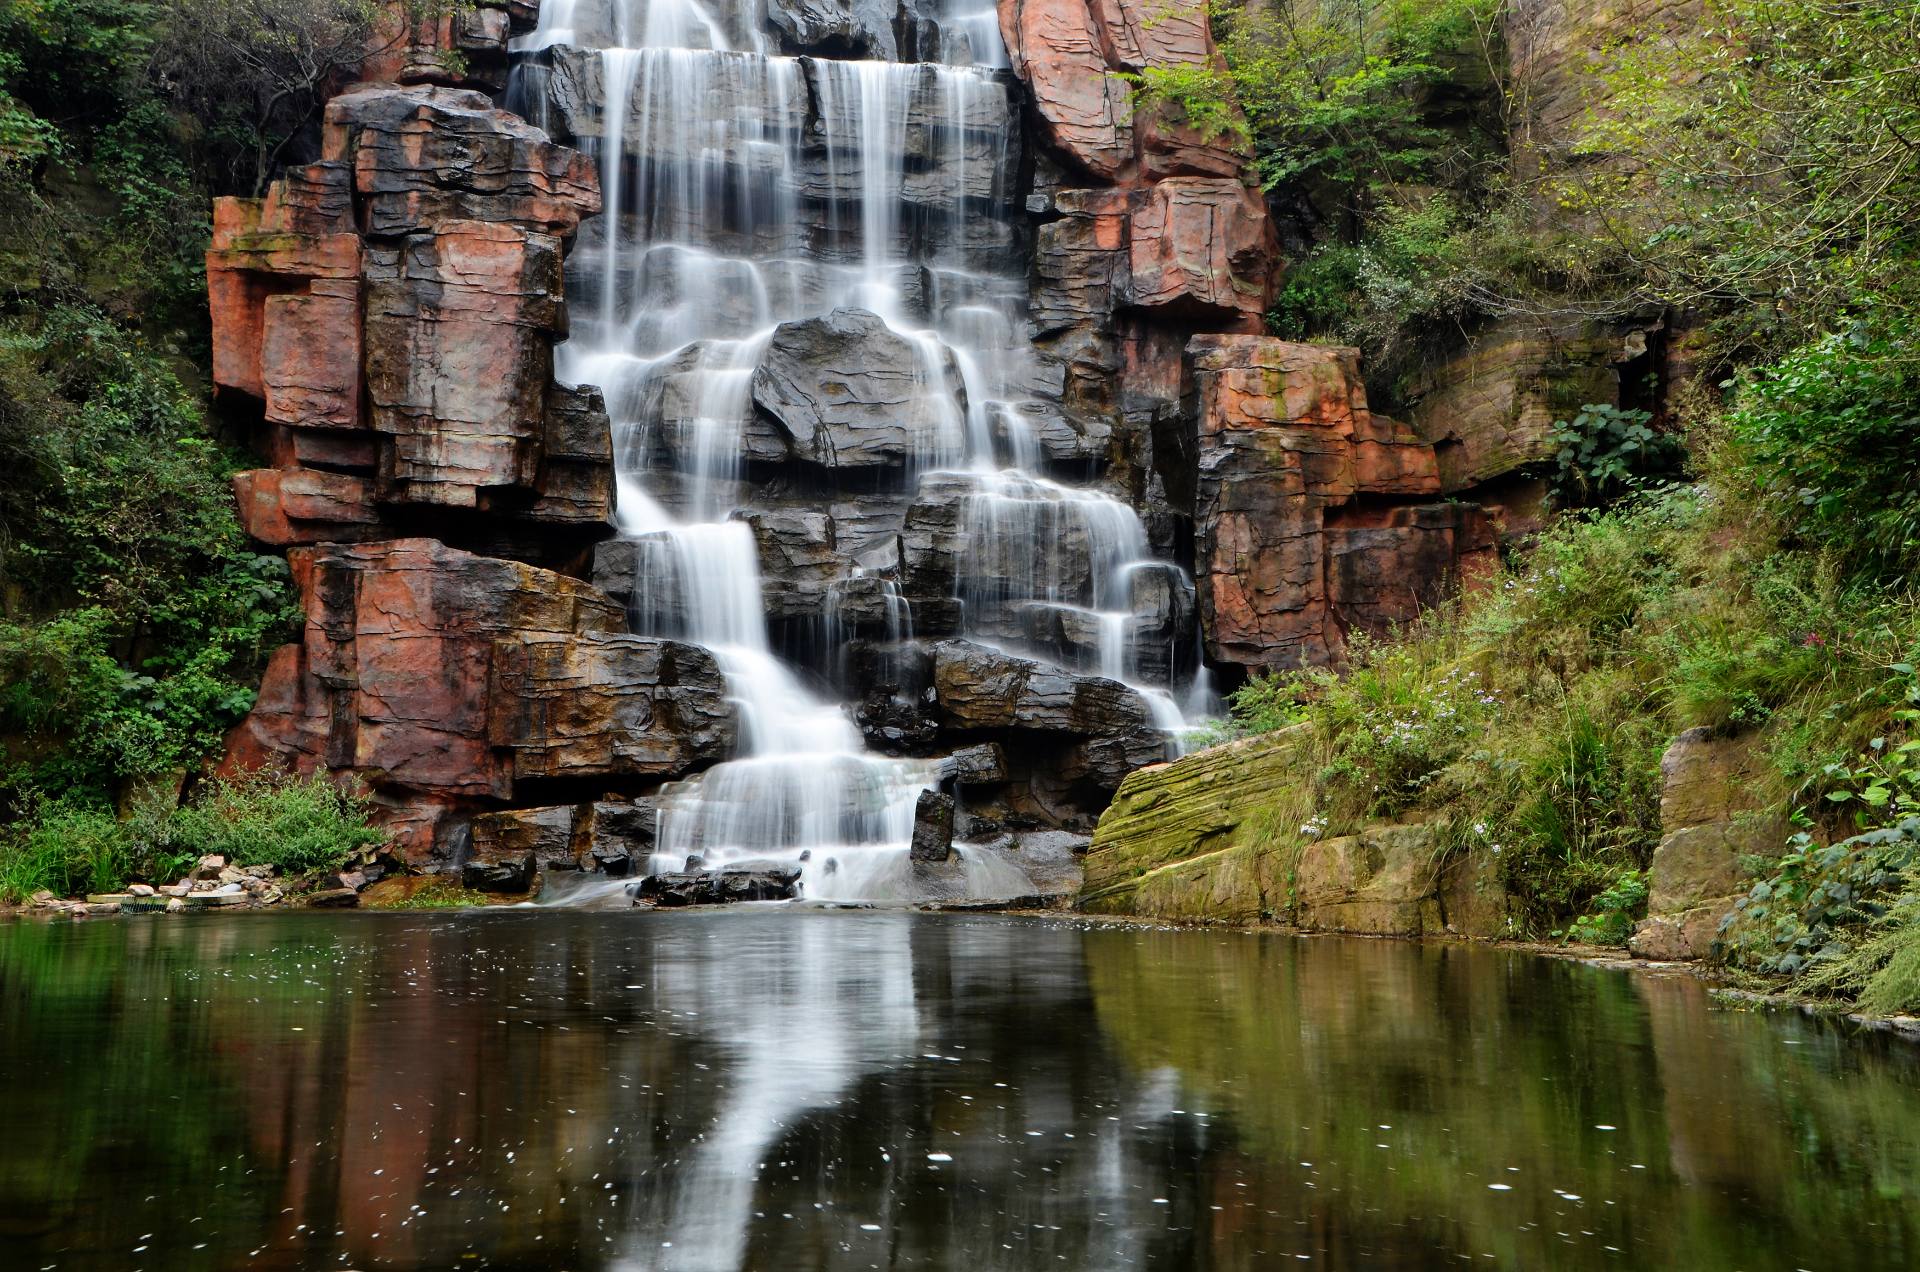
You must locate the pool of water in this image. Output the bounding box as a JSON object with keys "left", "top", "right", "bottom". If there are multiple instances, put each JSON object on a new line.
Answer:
{"left": 1, "top": 909, "right": 1917, "bottom": 1270}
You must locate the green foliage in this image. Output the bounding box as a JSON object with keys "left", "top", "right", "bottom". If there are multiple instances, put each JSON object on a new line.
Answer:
{"left": 1125, "top": 63, "right": 1248, "bottom": 146}
{"left": 0, "top": 302, "right": 300, "bottom": 806}
{"left": 1565, "top": 868, "right": 1648, "bottom": 946}
{"left": 0, "top": 4, "right": 314, "bottom": 818}
{"left": 0, "top": 803, "right": 134, "bottom": 900}
{"left": 1223, "top": 671, "right": 1307, "bottom": 738}
{"left": 1720, "top": 820, "right": 1920, "bottom": 977}
{"left": 0, "top": 771, "right": 386, "bottom": 901}
{"left": 1547, "top": 404, "right": 1684, "bottom": 508}
{"left": 1218, "top": 0, "right": 1497, "bottom": 197}
{"left": 167, "top": 771, "right": 388, "bottom": 877}
{"left": 1577, "top": 0, "right": 1920, "bottom": 349}
{"left": 1721, "top": 322, "right": 1920, "bottom": 577}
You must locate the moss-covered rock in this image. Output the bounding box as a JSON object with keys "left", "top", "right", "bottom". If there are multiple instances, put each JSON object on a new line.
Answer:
{"left": 1079, "top": 728, "right": 1310, "bottom": 921}
{"left": 1080, "top": 726, "right": 1514, "bottom": 935}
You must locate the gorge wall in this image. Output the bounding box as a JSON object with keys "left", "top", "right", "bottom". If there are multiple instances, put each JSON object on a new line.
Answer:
{"left": 209, "top": 0, "right": 1523, "bottom": 897}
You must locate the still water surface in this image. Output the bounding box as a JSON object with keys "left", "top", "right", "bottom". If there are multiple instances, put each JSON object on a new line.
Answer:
{"left": 2, "top": 909, "right": 1918, "bottom": 1270}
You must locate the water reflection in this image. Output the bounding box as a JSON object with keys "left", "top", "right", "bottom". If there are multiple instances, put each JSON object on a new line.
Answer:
{"left": 1, "top": 912, "right": 1918, "bottom": 1269}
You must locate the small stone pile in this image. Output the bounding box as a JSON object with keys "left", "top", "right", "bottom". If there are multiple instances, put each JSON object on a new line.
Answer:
{"left": 27, "top": 855, "right": 382, "bottom": 918}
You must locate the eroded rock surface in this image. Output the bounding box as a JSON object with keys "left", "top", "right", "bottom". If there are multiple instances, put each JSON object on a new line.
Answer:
{"left": 221, "top": 539, "right": 734, "bottom": 859}
{"left": 1188, "top": 336, "right": 1497, "bottom": 670}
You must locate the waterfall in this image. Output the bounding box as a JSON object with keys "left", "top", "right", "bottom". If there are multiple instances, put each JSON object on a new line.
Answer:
{"left": 522, "top": 0, "right": 1203, "bottom": 901}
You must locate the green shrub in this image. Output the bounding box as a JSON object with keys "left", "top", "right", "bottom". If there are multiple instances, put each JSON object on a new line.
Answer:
{"left": 1723, "top": 324, "right": 1920, "bottom": 577}
{"left": 167, "top": 772, "right": 387, "bottom": 878}
{"left": 1547, "top": 404, "right": 1685, "bottom": 508}
{"left": 1564, "top": 869, "right": 1649, "bottom": 946}
{"left": 0, "top": 804, "right": 132, "bottom": 900}
{"left": 1719, "top": 820, "right": 1920, "bottom": 977}
{"left": 0, "top": 772, "right": 386, "bottom": 901}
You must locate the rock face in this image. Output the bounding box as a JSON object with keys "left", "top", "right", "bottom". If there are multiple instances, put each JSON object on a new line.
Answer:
{"left": 207, "top": 67, "right": 606, "bottom": 551}
{"left": 221, "top": 539, "right": 734, "bottom": 857}
{"left": 1079, "top": 726, "right": 1511, "bottom": 934}
{"left": 209, "top": 0, "right": 1540, "bottom": 884}
{"left": 212, "top": 9, "right": 744, "bottom": 871}
{"left": 1188, "top": 336, "right": 1499, "bottom": 670}
{"left": 1630, "top": 729, "right": 1785, "bottom": 961}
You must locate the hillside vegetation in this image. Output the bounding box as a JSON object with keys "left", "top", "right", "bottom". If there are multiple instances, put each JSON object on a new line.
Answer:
{"left": 1191, "top": 0, "right": 1920, "bottom": 1006}
{"left": 0, "top": 0, "right": 426, "bottom": 898}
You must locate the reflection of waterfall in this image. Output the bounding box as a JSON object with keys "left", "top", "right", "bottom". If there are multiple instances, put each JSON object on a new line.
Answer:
{"left": 614, "top": 914, "right": 922, "bottom": 1271}
{"left": 519, "top": 0, "right": 1205, "bottom": 897}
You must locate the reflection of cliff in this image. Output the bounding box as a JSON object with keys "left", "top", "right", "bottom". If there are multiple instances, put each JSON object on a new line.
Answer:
{"left": 1082, "top": 927, "right": 1920, "bottom": 1269}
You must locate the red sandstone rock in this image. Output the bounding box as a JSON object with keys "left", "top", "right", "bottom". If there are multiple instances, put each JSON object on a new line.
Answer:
{"left": 221, "top": 541, "right": 732, "bottom": 861}
{"left": 363, "top": 221, "right": 564, "bottom": 507}
{"left": 232, "top": 468, "right": 381, "bottom": 546}
{"left": 999, "top": 0, "right": 1135, "bottom": 179}
{"left": 1001, "top": 0, "right": 1252, "bottom": 183}
{"left": 324, "top": 85, "right": 601, "bottom": 239}
{"left": 362, "top": 0, "right": 524, "bottom": 91}
{"left": 1188, "top": 336, "right": 1488, "bottom": 670}
{"left": 1126, "top": 178, "right": 1277, "bottom": 328}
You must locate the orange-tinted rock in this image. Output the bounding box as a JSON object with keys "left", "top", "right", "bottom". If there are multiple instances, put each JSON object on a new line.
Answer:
{"left": 999, "top": 0, "right": 1135, "bottom": 179}
{"left": 1000, "top": 0, "right": 1252, "bottom": 183}
{"left": 362, "top": 0, "right": 525, "bottom": 91}
{"left": 221, "top": 541, "right": 730, "bottom": 855}
{"left": 207, "top": 200, "right": 361, "bottom": 404}
{"left": 261, "top": 280, "right": 362, "bottom": 430}
{"left": 1188, "top": 336, "right": 1489, "bottom": 670}
{"left": 1126, "top": 177, "right": 1277, "bottom": 327}
{"left": 233, "top": 468, "right": 381, "bottom": 546}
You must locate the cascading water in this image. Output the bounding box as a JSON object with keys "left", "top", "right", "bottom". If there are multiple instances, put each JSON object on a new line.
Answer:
{"left": 518, "top": 0, "right": 1205, "bottom": 902}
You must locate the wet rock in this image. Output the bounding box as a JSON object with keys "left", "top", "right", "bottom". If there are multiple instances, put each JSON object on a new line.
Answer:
{"left": 931, "top": 640, "right": 1155, "bottom": 735}
{"left": 768, "top": 0, "right": 903, "bottom": 59}
{"left": 576, "top": 800, "right": 658, "bottom": 875}
{"left": 943, "top": 742, "right": 1010, "bottom": 785}
{"left": 751, "top": 309, "right": 963, "bottom": 472}
{"left": 746, "top": 510, "right": 842, "bottom": 622}
{"left": 323, "top": 85, "right": 600, "bottom": 239}
{"left": 470, "top": 805, "right": 576, "bottom": 887}
{"left": 911, "top": 790, "right": 957, "bottom": 862}
{"left": 634, "top": 869, "right": 802, "bottom": 906}
{"left": 489, "top": 633, "right": 736, "bottom": 783}
{"left": 305, "top": 888, "right": 363, "bottom": 909}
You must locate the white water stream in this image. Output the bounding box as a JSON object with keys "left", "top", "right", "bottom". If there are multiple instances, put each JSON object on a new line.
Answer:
{"left": 518, "top": 0, "right": 1201, "bottom": 901}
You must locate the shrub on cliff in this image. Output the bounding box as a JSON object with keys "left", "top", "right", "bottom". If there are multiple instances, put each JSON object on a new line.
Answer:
{"left": 1720, "top": 323, "right": 1920, "bottom": 578}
